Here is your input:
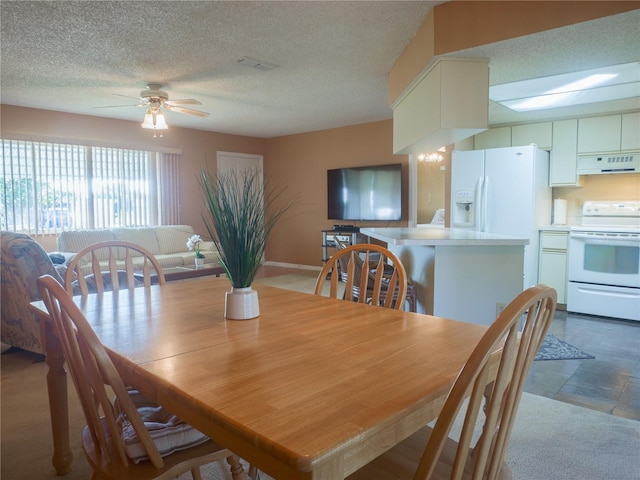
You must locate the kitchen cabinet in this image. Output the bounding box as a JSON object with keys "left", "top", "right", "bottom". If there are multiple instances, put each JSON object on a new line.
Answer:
{"left": 392, "top": 58, "right": 489, "bottom": 154}
{"left": 621, "top": 112, "right": 640, "bottom": 151}
{"left": 550, "top": 119, "right": 582, "bottom": 187}
{"left": 474, "top": 126, "right": 511, "bottom": 149}
{"left": 538, "top": 230, "right": 568, "bottom": 304}
{"left": 512, "top": 122, "right": 552, "bottom": 150}
{"left": 578, "top": 115, "right": 622, "bottom": 153}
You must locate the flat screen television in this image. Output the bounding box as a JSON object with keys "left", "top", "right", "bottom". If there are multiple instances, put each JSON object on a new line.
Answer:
{"left": 327, "top": 163, "right": 402, "bottom": 221}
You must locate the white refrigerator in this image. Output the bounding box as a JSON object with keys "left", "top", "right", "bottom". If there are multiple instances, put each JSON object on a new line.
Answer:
{"left": 450, "top": 145, "right": 551, "bottom": 289}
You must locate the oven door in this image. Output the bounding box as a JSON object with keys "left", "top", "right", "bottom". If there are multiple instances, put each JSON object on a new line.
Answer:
{"left": 568, "top": 231, "right": 640, "bottom": 288}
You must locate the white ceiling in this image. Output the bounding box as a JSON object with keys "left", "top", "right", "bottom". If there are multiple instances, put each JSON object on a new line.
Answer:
{"left": 1, "top": 2, "right": 638, "bottom": 138}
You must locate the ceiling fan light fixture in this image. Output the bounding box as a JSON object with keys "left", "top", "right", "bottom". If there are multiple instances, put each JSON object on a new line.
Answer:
{"left": 141, "top": 108, "right": 168, "bottom": 130}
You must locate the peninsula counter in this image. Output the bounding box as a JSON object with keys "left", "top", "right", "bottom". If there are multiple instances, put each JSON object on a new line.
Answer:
{"left": 361, "top": 227, "right": 528, "bottom": 325}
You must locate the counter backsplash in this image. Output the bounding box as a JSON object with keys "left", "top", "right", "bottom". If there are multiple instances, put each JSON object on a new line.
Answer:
{"left": 552, "top": 172, "right": 640, "bottom": 225}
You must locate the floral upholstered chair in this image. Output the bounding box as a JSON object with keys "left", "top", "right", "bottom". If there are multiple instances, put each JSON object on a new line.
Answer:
{"left": 1, "top": 231, "right": 64, "bottom": 354}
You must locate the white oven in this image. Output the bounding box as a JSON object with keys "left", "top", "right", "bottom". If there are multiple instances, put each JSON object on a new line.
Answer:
{"left": 567, "top": 201, "right": 640, "bottom": 322}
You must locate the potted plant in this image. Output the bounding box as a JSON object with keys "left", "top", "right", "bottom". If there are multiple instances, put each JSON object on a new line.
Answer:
{"left": 186, "top": 234, "right": 206, "bottom": 266}
{"left": 200, "top": 167, "right": 297, "bottom": 320}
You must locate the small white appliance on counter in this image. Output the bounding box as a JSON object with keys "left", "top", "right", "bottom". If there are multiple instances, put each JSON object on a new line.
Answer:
{"left": 450, "top": 145, "right": 551, "bottom": 288}
{"left": 567, "top": 201, "right": 640, "bottom": 322}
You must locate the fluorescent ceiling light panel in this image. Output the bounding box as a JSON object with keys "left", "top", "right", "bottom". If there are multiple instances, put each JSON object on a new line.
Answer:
{"left": 490, "top": 62, "right": 640, "bottom": 112}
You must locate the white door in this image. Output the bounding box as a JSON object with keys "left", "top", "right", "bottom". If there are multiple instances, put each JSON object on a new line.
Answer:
{"left": 217, "top": 151, "right": 263, "bottom": 179}
{"left": 216, "top": 151, "right": 265, "bottom": 260}
{"left": 450, "top": 150, "right": 484, "bottom": 229}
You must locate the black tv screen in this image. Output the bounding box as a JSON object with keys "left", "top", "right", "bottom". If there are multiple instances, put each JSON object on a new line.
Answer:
{"left": 327, "top": 164, "right": 402, "bottom": 221}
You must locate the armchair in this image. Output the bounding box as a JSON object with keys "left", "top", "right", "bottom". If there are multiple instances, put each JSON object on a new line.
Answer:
{"left": 1, "top": 231, "right": 64, "bottom": 354}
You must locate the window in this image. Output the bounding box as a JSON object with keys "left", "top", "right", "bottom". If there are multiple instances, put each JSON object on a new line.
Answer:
{"left": 1, "top": 139, "right": 177, "bottom": 234}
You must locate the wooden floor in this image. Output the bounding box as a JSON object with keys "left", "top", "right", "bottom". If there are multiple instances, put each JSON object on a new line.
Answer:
{"left": 258, "top": 265, "right": 640, "bottom": 421}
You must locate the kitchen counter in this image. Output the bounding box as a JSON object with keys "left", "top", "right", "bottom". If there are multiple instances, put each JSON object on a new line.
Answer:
{"left": 539, "top": 225, "right": 572, "bottom": 232}
{"left": 361, "top": 227, "right": 528, "bottom": 246}
{"left": 361, "top": 227, "right": 525, "bottom": 326}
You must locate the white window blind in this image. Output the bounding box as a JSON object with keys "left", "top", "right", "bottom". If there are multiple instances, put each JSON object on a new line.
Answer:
{"left": 1, "top": 139, "right": 175, "bottom": 234}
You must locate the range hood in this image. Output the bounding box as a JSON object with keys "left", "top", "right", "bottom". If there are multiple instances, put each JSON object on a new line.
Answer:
{"left": 392, "top": 57, "right": 489, "bottom": 154}
{"left": 577, "top": 152, "right": 640, "bottom": 175}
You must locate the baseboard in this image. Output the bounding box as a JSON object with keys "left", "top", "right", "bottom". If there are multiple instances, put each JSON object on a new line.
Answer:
{"left": 263, "top": 260, "right": 321, "bottom": 271}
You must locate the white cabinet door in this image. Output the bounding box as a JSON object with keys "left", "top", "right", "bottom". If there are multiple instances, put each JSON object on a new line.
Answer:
{"left": 512, "top": 122, "right": 552, "bottom": 150}
{"left": 538, "top": 231, "right": 568, "bottom": 304}
{"left": 550, "top": 119, "right": 581, "bottom": 186}
{"left": 621, "top": 112, "right": 640, "bottom": 151}
{"left": 578, "top": 115, "right": 622, "bottom": 153}
{"left": 474, "top": 126, "right": 511, "bottom": 149}
{"left": 539, "top": 250, "right": 567, "bottom": 303}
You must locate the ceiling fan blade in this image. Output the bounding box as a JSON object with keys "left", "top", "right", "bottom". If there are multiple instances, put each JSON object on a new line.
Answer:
{"left": 113, "top": 93, "right": 144, "bottom": 101}
{"left": 92, "top": 103, "right": 144, "bottom": 109}
{"left": 165, "top": 99, "right": 202, "bottom": 106}
{"left": 163, "top": 104, "right": 209, "bottom": 117}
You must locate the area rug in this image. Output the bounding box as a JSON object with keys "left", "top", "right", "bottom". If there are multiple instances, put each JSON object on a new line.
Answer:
{"left": 534, "top": 334, "right": 595, "bottom": 361}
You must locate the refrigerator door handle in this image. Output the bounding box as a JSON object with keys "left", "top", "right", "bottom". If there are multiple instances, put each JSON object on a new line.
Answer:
{"left": 481, "top": 176, "right": 489, "bottom": 232}
{"left": 475, "top": 176, "right": 484, "bottom": 231}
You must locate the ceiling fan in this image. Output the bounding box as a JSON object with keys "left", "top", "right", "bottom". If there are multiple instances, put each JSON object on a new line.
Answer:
{"left": 109, "top": 83, "right": 209, "bottom": 116}
{"left": 96, "top": 83, "right": 209, "bottom": 131}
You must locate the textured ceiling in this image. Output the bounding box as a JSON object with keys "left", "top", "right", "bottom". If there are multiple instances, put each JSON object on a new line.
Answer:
{"left": 1, "top": 2, "right": 638, "bottom": 138}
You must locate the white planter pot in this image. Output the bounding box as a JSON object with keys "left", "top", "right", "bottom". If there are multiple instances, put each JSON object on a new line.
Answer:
{"left": 195, "top": 257, "right": 205, "bottom": 267}
{"left": 225, "top": 286, "right": 260, "bottom": 320}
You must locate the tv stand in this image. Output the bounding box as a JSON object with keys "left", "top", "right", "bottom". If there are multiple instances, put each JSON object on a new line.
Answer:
{"left": 332, "top": 224, "right": 360, "bottom": 232}
{"left": 321, "top": 229, "right": 366, "bottom": 264}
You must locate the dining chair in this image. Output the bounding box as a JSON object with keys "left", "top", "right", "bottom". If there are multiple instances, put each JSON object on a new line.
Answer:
{"left": 346, "top": 284, "right": 557, "bottom": 480}
{"left": 36, "top": 274, "right": 248, "bottom": 480}
{"left": 315, "top": 243, "right": 408, "bottom": 310}
{"left": 64, "top": 240, "right": 166, "bottom": 295}
{"left": 334, "top": 239, "right": 418, "bottom": 312}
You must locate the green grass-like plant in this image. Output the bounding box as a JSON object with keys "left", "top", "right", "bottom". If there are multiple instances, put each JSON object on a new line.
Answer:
{"left": 200, "top": 167, "right": 296, "bottom": 288}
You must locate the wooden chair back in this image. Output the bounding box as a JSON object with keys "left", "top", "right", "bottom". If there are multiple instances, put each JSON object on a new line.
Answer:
{"left": 315, "top": 243, "right": 407, "bottom": 310}
{"left": 347, "top": 284, "right": 557, "bottom": 480}
{"left": 36, "top": 275, "right": 246, "bottom": 480}
{"left": 65, "top": 240, "right": 165, "bottom": 295}
{"left": 38, "top": 274, "right": 168, "bottom": 469}
{"left": 416, "top": 284, "right": 557, "bottom": 480}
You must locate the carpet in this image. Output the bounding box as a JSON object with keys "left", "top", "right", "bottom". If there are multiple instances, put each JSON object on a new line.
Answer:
{"left": 534, "top": 334, "right": 595, "bottom": 361}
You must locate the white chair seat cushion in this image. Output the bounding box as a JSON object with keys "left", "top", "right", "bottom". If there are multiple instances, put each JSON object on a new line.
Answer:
{"left": 118, "top": 389, "right": 210, "bottom": 464}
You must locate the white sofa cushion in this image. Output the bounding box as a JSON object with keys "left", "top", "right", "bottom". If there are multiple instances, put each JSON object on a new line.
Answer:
{"left": 57, "top": 230, "right": 115, "bottom": 260}
{"left": 111, "top": 228, "right": 161, "bottom": 256}
{"left": 154, "top": 225, "right": 196, "bottom": 255}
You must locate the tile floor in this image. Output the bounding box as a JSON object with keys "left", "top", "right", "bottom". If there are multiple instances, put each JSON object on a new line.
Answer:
{"left": 524, "top": 309, "right": 640, "bottom": 420}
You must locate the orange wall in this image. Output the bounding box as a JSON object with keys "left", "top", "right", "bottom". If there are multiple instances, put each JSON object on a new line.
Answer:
{"left": 264, "top": 120, "right": 407, "bottom": 266}
{"left": 388, "top": 1, "right": 639, "bottom": 105}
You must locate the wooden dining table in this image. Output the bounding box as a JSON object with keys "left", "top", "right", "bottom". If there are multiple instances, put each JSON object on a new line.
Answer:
{"left": 30, "top": 276, "right": 487, "bottom": 479}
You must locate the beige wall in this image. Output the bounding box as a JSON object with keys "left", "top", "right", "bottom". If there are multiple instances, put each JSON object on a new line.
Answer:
{"left": 1, "top": 106, "right": 406, "bottom": 266}
{"left": 554, "top": 174, "right": 640, "bottom": 225}
{"left": 417, "top": 157, "right": 447, "bottom": 224}
{"left": 0, "top": 105, "right": 266, "bottom": 250}
{"left": 264, "top": 120, "right": 408, "bottom": 266}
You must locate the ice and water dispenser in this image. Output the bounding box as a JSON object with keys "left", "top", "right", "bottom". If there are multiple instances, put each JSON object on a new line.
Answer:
{"left": 453, "top": 189, "right": 476, "bottom": 227}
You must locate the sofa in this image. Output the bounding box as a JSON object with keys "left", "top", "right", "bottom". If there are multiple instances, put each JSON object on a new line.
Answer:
{"left": 1, "top": 231, "right": 64, "bottom": 354}
{"left": 56, "top": 225, "right": 221, "bottom": 274}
